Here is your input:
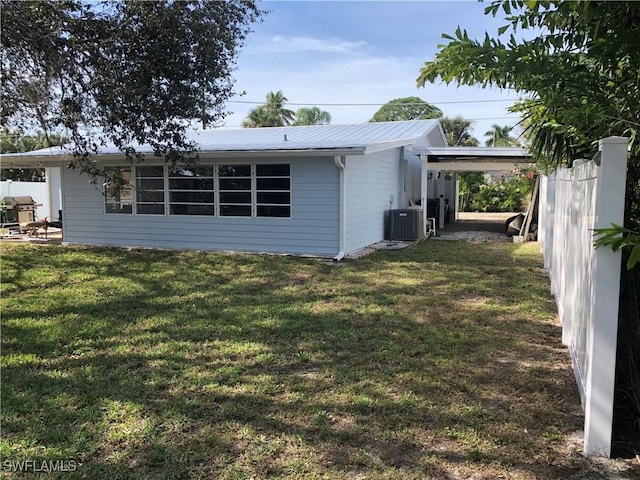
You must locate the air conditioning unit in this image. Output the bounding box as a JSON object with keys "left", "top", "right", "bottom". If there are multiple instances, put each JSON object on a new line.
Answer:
{"left": 387, "top": 209, "right": 423, "bottom": 241}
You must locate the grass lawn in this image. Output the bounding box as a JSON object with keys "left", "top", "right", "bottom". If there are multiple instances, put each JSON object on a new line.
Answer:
{"left": 1, "top": 241, "right": 588, "bottom": 479}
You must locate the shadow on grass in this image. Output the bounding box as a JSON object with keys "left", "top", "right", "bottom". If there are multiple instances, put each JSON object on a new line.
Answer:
{"left": 1, "top": 242, "right": 585, "bottom": 479}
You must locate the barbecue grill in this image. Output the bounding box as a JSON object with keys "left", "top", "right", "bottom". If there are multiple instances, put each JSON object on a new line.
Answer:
{"left": 1, "top": 196, "right": 42, "bottom": 224}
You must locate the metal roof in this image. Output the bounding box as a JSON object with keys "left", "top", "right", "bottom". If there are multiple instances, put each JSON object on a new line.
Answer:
{"left": 1, "top": 120, "right": 443, "bottom": 161}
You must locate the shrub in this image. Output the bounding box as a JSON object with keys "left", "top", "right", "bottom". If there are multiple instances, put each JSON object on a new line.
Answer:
{"left": 467, "top": 176, "right": 532, "bottom": 212}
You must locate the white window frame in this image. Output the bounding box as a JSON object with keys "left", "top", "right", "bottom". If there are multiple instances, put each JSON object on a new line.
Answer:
{"left": 104, "top": 166, "right": 133, "bottom": 215}
{"left": 255, "top": 163, "right": 291, "bottom": 218}
{"left": 216, "top": 162, "right": 291, "bottom": 219}
{"left": 103, "top": 162, "right": 291, "bottom": 218}
{"left": 167, "top": 164, "right": 215, "bottom": 216}
{"left": 217, "top": 163, "right": 253, "bottom": 217}
{"left": 134, "top": 165, "right": 166, "bottom": 215}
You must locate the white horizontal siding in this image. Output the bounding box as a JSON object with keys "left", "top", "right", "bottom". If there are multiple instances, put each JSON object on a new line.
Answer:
{"left": 344, "top": 148, "right": 401, "bottom": 253}
{"left": 62, "top": 157, "right": 339, "bottom": 256}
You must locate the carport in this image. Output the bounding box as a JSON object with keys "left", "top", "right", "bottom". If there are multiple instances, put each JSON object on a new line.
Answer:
{"left": 414, "top": 146, "right": 534, "bottom": 232}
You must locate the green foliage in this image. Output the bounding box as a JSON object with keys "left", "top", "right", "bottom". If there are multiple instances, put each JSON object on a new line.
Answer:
{"left": 293, "top": 106, "right": 332, "bottom": 126}
{"left": 264, "top": 90, "right": 295, "bottom": 126}
{"left": 1, "top": 128, "right": 67, "bottom": 181}
{"left": 458, "top": 170, "right": 534, "bottom": 213}
{"left": 241, "top": 105, "right": 282, "bottom": 128}
{"left": 1, "top": 0, "right": 265, "bottom": 175}
{"left": 417, "top": 0, "right": 640, "bottom": 298}
{"left": 0, "top": 168, "right": 45, "bottom": 182}
{"left": 484, "top": 124, "right": 518, "bottom": 147}
{"left": 370, "top": 97, "right": 443, "bottom": 122}
{"left": 594, "top": 224, "right": 640, "bottom": 270}
{"left": 457, "top": 172, "right": 485, "bottom": 211}
{"left": 242, "top": 90, "right": 296, "bottom": 127}
{"left": 243, "top": 94, "right": 332, "bottom": 128}
{"left": 440, "top": 116, "right": 479, "bottom": 147}
{"left": 417, "top": 0, "right": 640, "bottom": 168}
{"left": 1, "top": 128, "right": 67, "bottom": 154}
{"left": 469, "top": 176, "right": 532, "bottom": 212}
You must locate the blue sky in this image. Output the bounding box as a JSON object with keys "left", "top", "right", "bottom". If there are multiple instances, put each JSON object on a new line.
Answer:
{"left": 223, "top": 0, "right": 523, "bottom": 141}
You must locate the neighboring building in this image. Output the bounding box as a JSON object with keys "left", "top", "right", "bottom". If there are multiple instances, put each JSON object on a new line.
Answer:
{"left": 0, "top": 121, "right": 447, "bottom": 259}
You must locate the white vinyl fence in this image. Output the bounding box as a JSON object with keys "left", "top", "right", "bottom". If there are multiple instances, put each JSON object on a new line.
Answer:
{"left": 0, "top": 167, "right": 62, "bottom": 221}
{"left": 538, "top": 137, "right": 629, "bottom": 457}
{"left": 0, "top": 180, "right": 49, "bottom": 220}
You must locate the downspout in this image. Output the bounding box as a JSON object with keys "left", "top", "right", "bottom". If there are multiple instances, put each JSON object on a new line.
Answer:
{"left": 333, "top": 155, "right": 346, "bottom": 262}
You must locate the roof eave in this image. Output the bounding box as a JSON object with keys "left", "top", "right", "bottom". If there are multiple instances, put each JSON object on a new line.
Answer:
{"left": 416, "top": 146, "right": 530, "bottom": 157}
{"left": 199, "top": 147, "right": 366, "bottom": 158}
{"left": 363, "top": 139, "right": 422, "bottom": 155}
{"left": 0, "top": 155, "right": 69, "bottom": 167}
{"left": 0, "top": 147, "right": 367, "bottom": 166}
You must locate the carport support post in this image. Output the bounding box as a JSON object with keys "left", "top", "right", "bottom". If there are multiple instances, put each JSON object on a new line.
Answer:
{"left": 421, "top": 155, "right": 429, "bottom": 236}
{"left": 46, "top": 166, "right": 63, "bottom": 222}
{"left": 454, "top": 172, "right": 460, "bottom": 221}
{"left": 438, "top": 171, "right": 445, "bottom": 229}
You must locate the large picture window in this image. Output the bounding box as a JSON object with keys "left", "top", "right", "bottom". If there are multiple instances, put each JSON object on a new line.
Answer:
{"left": 168, "top": 165, "right": 214, "bottom": 216}
{"left": 135, "top": 166, "right": 165, "bottom": 214}
{"left": 218, "top": 164, "right": 252, "bottom": 217}
{"left": 104, "top": 167, "right": 132, "bottom": 214}
{"left": 256, "top": 164, "right": 290, "bottom": 217}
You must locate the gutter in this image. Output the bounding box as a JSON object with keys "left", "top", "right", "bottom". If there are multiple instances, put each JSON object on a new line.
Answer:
{"left": 0, "top": 147, "right": 368, "bottom": 165}
{"left": 333, "top": 155, "right": 346, "bottom": 262}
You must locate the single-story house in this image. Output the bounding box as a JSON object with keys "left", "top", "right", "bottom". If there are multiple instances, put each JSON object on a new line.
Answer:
{"left": 0, "top": 120, "right": 448, "bottom": 259}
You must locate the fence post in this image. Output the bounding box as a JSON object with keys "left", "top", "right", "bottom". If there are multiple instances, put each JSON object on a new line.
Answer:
{"left": 583, "top": 136, "right": 629, "bottom": 457}
{"left": 544, "top": 174, "right": 556, "bottom": 272}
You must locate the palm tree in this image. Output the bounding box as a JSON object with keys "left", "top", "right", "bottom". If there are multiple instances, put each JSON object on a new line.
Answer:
{"left": 440, "top": 116, "right": 479, "bottom": 146}
{"left": 242, "top": 90, "right": 296, "bottom": 128}
{"left": 265, "top": 90, "right": 295, "bottom": 126}
{"left": 293, "top": 106, "right": 331, "bottom": 126}
{"left": 241, "top": 106, "right": 281, "bottom": 128}
{"left": 484, "top": 124, "right": 517, "bottom": 147}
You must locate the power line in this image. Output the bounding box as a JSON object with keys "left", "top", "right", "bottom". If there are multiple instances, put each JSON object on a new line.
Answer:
{"left": 221, "top": 115, "right": 522, "bottom": 128}
{"left": 228, "top": 99, "right": 520, "bottom": 107}
{"left": 466, "top": 116, "right": 520, "bottom": 121}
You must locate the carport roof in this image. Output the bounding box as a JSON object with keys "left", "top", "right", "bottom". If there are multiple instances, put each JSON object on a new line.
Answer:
{"left": 416, "top": 146, "right": 531, "bottom": 163}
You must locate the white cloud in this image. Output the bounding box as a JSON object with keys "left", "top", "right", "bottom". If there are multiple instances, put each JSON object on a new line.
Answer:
{"left": 224, "top": 33, "right": 520, "bottom": 139}
{"left": 250, "top": 36, "right": 368, "bottom": 55}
